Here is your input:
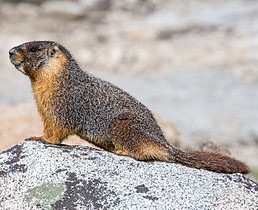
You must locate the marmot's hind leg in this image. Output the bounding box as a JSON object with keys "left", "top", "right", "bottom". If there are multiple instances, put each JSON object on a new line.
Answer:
{"left": 112, "top": 139, "right": 171, "bottom": 162}
{"left": 109, "top": 114, "right": 171, "bottom": 161}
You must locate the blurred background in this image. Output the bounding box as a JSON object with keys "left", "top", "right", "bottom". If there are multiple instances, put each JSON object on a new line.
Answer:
{"left": 0, "top": 0, "right": 257, "bottom": 177}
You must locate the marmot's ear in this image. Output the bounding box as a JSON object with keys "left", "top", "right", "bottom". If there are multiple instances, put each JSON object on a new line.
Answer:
{"left": 48, "top": 43, "right": 59, "bottom": 57}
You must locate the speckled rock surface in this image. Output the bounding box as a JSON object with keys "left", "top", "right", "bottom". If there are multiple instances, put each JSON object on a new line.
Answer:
{"left": 0, "top": 141, "right": 257, "bottom": 209}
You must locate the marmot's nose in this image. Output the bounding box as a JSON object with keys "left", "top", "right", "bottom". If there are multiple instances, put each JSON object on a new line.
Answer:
{"left": 9, "top": 48, "right": 16, "bottom": 57}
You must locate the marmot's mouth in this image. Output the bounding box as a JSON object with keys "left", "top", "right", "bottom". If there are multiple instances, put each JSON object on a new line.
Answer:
{"left": 14, "top": 62, "right": 24, "bottom": 68}
{"left": 11, "top": 61, "right": 26, "bottom": 75}
{"left": 9, "top": 57, "right": 23, "bottom": 66}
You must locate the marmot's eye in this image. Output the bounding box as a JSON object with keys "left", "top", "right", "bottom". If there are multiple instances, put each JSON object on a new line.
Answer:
{"left": 30, "top": 47, "right": 38, "bottom": 53}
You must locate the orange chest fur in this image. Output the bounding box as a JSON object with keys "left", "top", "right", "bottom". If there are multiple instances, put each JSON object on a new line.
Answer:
{"left": 31, "top": 76, "right": 58, "bottom": 125}
{"left": 30, "top": 52, "right": 67, "bottom": 125}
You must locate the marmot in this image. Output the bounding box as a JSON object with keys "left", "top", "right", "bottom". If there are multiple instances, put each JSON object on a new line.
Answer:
{"left": 9, "top": 41, "right": 249, "bottom": 174}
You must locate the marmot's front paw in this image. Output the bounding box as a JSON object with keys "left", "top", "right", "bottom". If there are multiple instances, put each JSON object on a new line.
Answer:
{"left": 24, "top": 136, "right": 49, "bottom": 144}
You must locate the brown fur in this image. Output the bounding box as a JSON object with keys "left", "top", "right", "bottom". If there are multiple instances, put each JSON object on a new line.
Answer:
{"left": 173, "top": 150, "right": 250, "bottom": 174}
{"left": 9, "top": 41, "right": 250, "bottom": 174}
{"left": 110, "top": 114, "right": 174, "bottom": 162}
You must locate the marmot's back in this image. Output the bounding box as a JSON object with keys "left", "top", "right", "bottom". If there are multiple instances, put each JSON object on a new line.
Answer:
{"left": 54, "top": 69, "right": 165, "bottom": 140}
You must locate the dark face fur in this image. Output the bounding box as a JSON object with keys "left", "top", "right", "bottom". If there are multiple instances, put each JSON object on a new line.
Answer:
{"left": 9, "top": 41, "right": 60, "bottom": 76}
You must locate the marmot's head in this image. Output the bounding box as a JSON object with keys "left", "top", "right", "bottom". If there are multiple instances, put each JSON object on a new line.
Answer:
{"left": 9, "top": 41, "right": 67, "bottom": 77}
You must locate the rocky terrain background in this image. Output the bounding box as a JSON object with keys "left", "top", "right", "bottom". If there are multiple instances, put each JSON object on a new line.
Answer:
{"left": 0, "top": 0, "right": 257, "bottom": 177}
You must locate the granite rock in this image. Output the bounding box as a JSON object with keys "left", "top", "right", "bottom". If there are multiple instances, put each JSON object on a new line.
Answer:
{"left": 0, "top": 141, "right": 257, "bottom": 209}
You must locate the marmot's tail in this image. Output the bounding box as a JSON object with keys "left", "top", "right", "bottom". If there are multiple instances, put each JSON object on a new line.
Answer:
{"left": 171, "top": 148, "right": 249, "bottom": 174}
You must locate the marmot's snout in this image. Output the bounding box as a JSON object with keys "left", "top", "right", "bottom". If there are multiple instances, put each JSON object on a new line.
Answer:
{"left": 9, "top": 46, "right": 26, "bottom": 74}
{"left": 9, "top": 48, "right": 15, "bottom": 57}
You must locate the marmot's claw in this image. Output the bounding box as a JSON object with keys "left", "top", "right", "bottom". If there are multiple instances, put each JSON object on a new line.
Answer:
{"left": 24, "top": 137, "right": 48, "bottom": 144}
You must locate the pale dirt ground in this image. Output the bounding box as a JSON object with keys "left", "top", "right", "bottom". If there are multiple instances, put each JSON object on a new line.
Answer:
{"left": 0, "top": 0, "right": 258, "bottom": 175}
